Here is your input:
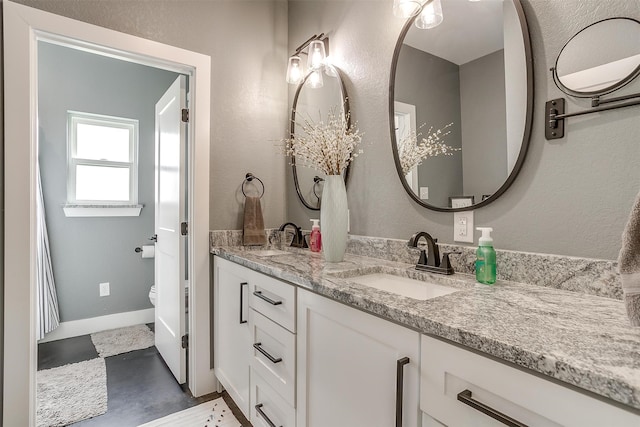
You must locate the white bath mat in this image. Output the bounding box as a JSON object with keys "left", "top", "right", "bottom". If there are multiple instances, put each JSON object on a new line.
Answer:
{"left": 137, "top": 397, "right": 242, "bottom": 427}
{"left": 91, "top": 324, "right": 155, "bottom": 357}
{"left": 37, "top": 358, "right": 108, "bottom": 427}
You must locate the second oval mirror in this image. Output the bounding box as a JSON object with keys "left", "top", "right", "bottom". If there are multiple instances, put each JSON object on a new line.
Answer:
{"left": 390, "top": 0, "right": 533, "bottom": 211}
{"left": 291, "top": 65, "right": 349, "bottom": 210}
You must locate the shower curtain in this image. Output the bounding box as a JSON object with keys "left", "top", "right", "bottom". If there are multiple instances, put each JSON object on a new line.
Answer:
{"left": 36, "top": 163, "right": 60, "bottom": 340}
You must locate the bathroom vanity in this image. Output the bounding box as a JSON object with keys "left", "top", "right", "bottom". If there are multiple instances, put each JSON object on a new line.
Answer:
{"left": 212, "top": 237, "right": 640, "bottom": 427}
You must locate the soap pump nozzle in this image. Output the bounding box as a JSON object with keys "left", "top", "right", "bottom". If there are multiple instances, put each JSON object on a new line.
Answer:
{"left": 476, "top": 227, "right": 493, "bottom": 245}
{"left": 310, "top": 219, "right": 320, "bottom": 229}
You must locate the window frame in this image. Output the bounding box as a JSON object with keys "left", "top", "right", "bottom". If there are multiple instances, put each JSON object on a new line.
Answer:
{"left": 67, "top": 111, "right": 139, "bottom": 206}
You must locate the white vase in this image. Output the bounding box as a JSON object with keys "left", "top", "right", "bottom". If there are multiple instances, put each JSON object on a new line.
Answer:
{"left": 320, "top": 175, "right": 348, "bottom": 262}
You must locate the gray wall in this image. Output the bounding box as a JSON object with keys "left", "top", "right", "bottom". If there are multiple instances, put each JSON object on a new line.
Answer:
{"left": 38, "top": 42, "right": 178, "bottom": 322}
{"left": 396, "top": 45, "right": 463, "bottom": 207}
{"left": 460, "top": 49, "right": 507, "bottom": 202}
{"left": 287, "top": 0, "right": 640, "bottom": 261}
{"left": 14, "top": 0, "right": 289, "bottom": 231}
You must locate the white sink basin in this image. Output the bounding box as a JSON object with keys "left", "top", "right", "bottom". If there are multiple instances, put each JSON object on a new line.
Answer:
{"left": 348, "top": 273, "right": 459, "bottom": 300}
{"left": 250, "top": 249, "right": 289, "bottom": 257}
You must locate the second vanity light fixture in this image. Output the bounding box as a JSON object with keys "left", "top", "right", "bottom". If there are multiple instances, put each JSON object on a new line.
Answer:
{"left": 393, "top": 0, "right": 443, "bottom": 29}
{"left": 286, "top": 33, "right": 330, "bottom": 88}
{"left": 394, "top": 0, "right": 482, "bottom": 30}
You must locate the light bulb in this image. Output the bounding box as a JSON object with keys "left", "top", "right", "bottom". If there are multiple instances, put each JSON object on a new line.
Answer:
{"left": 393, "top": 0, "right": 422, "bottom": 18}
{"left": 307, "top": 70, "right": 324, "bottom": 89}
{"left": 415, "top": 0, "right": 443, "bottom": 29}
{"left": 307, "top": 40, "right": 326, "bottom": 70}
{"left": 286, "top": 56, "right": 304, "bottom": 84}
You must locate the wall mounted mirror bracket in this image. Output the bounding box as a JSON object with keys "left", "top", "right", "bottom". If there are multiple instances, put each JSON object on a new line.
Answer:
{"left": 545, "top": 93, "right": 640, "bottom": 140}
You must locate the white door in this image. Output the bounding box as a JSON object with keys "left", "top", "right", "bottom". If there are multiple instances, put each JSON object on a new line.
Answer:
{"left": 155, "top": 75, "right": 187, "bottom": 384}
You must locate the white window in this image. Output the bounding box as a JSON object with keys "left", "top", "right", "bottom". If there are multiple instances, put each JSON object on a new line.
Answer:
{"left": 67, "top": 111, "right": 139, "bottom": 208}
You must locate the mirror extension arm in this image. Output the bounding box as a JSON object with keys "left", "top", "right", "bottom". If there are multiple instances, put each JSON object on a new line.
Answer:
{"left": 545, "top": 94, "right": 640, "bottom": 140}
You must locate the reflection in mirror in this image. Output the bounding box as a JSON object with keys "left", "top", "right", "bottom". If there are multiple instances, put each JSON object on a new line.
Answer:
{"left": 390, "top": 0, "right": 532, "bottom": 211}
{"left": 554, "top": 18, "right": 640, "bottom": 96}
{"left": 291, "top": 65, "right": 348, "bottom": 210}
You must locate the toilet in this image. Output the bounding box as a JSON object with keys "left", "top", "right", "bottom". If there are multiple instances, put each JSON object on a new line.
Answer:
{"left": 149, "top": 285, "right": 156, "bottom": 306}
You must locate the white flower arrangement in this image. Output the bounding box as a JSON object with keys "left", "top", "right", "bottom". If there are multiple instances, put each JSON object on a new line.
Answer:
{"left": 282, "top": 106, "right": 363, "bottom": 176}
{"left": 398, "top": 123, "right": 459, "bottom": 175}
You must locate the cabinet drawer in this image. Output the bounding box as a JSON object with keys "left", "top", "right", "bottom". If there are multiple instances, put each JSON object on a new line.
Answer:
{"left": 251, "top": 368, "right": 296, "bottom": 427}
{"left": 249, "top": 270, "right": 296, "bottom": 333}
{"left": 250, "top": 309, "right": 296, "bottom": 407}
{"left": 421, "top": 335, "right": 639, "bottom": 427}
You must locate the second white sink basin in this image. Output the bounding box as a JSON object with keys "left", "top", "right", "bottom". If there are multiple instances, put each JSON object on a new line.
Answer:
{"left": 348, "top": 273, "right": 459, "bottom": 300}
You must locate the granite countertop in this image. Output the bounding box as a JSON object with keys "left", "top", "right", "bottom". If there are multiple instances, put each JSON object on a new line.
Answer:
{"left": 211, "top": 245, "right": 640, "bottom": 412}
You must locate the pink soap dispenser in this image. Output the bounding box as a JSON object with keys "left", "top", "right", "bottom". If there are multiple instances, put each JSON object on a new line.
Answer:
{"left": 310, "top": 219, "right": 322, "bottom": 252}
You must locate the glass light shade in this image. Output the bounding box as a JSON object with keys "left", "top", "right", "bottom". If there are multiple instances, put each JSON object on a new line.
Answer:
{"left": 307, "top": 40, "right": 326, "bottom": 70}
{"left": 393, "top": 0, "right": 422, "bottom": 18}
{"left": 307, "top": 69, "right": 324, "bottom": 89}
{"left": 415, "top": 0, "right": 443, "bottom": 29}
{"left": 286, "top": 56, "right": 304, "bottom": 84}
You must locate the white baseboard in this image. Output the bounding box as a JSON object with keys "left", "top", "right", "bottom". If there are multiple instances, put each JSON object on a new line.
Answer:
{"left": 39, "top": 308, "right": 155, "bottom": 343}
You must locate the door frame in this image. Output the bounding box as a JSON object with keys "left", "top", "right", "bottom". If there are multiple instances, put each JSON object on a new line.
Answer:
{"left": 4, "top": 1, "right": 214, "bottom": 425}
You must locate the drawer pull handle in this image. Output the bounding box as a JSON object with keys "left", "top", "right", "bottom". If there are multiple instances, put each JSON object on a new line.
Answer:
{"left": 253, "top": 290, "right": 283, "bottom": 306}
{"left": 253, "top": 342, "right": 283, "bottom": 363}
{"left": 396, "top": 357, "right": 410, "bottom": 427}
{"left": 457, "top": 389, "right": 528, "bottom": 427}
{"left": 239, "top": 282, "right": 248, "bottom": 324}
{"left": 255, "top": 403, "right": 281, "bottom": 427}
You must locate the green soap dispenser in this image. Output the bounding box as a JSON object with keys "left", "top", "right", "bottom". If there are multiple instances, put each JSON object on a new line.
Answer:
{"left": 476, "top": 227, "right": 496, "bottom": 285}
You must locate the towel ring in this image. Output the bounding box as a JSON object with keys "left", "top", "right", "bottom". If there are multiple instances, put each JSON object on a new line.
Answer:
{"left": 313, "top": 176, "right": 324, "bottom": 201}
{"left": 242, "top": 173, "right": 265, "bottom": 198}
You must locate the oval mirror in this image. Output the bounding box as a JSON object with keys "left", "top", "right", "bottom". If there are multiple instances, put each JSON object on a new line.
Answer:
{"left": 291, "top": 65, "right": 350, "bottom": 210}
{"left": 553, "top": 18, "right": 640, "bottom": 97}
{"left": 389, "top": 0, "right": 533, "bottom": 212}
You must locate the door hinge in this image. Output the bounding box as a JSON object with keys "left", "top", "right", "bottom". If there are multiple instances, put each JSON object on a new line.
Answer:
{"left": 181, "top": 108, "right": 189, "bottom": 123}
{"left": 181, "top": 222, "right": 188, "bottom": 236}
{"left": 181, "top": 334, "right": 189, "bottom": 349}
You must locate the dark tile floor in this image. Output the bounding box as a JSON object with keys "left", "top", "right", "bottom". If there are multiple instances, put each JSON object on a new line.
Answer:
{"left": 38, "top": 331, "right": 251, "bottom": 426}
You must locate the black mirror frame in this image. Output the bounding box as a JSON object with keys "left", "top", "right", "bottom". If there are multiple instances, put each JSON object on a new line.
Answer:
{"left": 552, "top": 17, "right": 640, "bottom": 99}
{"left": 290, "top": 65, "right": 351, "bottom": 210}
{"left": 388, "top": 0, "right": 534, "bottom": 212}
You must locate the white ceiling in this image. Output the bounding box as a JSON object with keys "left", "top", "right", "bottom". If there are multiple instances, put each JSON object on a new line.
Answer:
{"left": 403, "top": 0, "right": 505, "bottom": 65}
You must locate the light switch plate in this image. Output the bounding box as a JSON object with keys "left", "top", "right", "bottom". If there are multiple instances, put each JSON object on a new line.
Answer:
{"left": 454, "top": 211, "right": 474, "bottom": 243}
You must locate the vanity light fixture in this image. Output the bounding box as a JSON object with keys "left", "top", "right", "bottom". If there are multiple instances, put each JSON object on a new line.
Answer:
{"left": 286, "top": 33, "right": 330, "bottom": 86}
{"left": 415, "top": 0, "right": 443, "bottom": 29}
{"left": 393, "top": 0, "right": 423, "bottom": 18}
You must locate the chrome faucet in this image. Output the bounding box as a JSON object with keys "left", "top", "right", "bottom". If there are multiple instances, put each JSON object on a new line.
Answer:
{"left": 279, "top": 222, "right": 309, "bottom": 249}
{"left": 407, "top": 232, "right": 460, "bottom": 275}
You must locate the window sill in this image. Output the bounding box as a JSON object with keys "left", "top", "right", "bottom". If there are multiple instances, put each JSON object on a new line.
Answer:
{"left": 63, "top": 204, "right": 143, "bottom": 217}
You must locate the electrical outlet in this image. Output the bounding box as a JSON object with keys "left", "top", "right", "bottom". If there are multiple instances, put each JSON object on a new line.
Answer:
{"left": 99, "top": 282, "right": 110, "bottom": 297}
{"left": 453, "top": 211, "right": 474, "bottom": 243}
{"left": 419, "top": 187, "right": 429, "bottom": 200}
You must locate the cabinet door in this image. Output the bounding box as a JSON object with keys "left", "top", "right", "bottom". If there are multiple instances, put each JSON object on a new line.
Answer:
{"left": 297, "top": 288, "right": 420, "bottom": 427}
{"left": 213, "top": 257, "right": 251, "bottom": 418}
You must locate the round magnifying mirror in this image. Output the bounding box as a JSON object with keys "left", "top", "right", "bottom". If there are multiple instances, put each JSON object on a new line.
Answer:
{"left": 290, "top": 65, "right": 350, "bottom": 210}
{"left": 554, "top": 18, "right": 640, "bottom": 97}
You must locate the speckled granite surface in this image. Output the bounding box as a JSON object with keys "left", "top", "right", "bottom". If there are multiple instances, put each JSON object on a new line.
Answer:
{"left": 210, "top": 239, "right": 640, "bottom": 412}
{"left": 211, "top": 231, "right": 622, "bottom": 299}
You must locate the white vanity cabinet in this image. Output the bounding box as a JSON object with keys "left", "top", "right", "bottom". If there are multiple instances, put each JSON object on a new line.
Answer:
{"left": 420, "top": 335, "right": 639, "bottom": 427}
{"left": 213, "top": 256, "right": 252, "bottom": 418}
{"left": 297, "top": 288, "right": 421, "bottom": 427}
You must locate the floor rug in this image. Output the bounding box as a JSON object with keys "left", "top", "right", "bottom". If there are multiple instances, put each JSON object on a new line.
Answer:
{"left": 137, "top": 397, "right": 242, "bottom": 427}
{"left": 37, "top": 358, "right": 108, "bottom": 427}
{"left": 91, "top": 324, "right": 155, "bottom": 357}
